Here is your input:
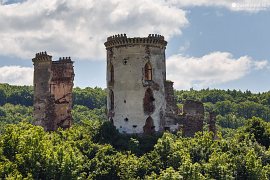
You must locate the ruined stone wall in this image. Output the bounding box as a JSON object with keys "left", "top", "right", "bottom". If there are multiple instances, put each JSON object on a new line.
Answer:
{"left": 182, "top": 100, "right": 204, "bottom": 137}
{"left": 165, "top": 81, "right": 178, "bottom": 113}
{"left": 33, "top": 52, "right": 74, "bottom": 131}
{"left": 50, "top": 58, "right": 74, "bottom": 129}
{"left": 164, "top": 81, "right": 180, "bottom": 131}
{"left": 209, "top": 112, "right": 217, "bottom": 139}
{"left": 105, "top": 34, "right": 167, "bottom": 134}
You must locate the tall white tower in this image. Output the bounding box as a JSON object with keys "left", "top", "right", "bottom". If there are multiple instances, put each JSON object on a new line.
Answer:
{"left": 104, "top": 34, "right": 167, "bottom": 134}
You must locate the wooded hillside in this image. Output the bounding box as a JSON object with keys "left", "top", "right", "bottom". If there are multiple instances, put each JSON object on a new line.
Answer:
{"left": 0, "top": 84, "right": 269, "bottom": 179}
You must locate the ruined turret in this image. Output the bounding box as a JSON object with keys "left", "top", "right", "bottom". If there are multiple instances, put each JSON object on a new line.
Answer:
{"left": 32, "top": 52, "right": 74, "bottom": 131}
{"left": 104, "top": 34, "right": 167, "bottom": 134}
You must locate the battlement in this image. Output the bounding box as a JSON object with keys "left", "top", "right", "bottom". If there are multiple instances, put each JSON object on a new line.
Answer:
{"left": 32, "top": 51, "right": 52, "bottom": 62}
{"left": 32, "top": 51, "right": 74, "bottom": 131}
{"left": 104, "top": 34, "right": 167, "bottom": 49}
{"left": 52, "top": 57, "right": 73, "bottom": 64}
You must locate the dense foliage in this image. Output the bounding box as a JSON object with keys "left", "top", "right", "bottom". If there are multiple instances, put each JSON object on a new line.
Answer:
{"left": 176, "top": 89, "right": 270, "bottom": 130}
{"left": 0, "top": 84, "right": 106, "bottom": 109}
{"left": 0, "top": 84, "right": 33, "bottom": 106}
{"left": 0, "top": 84, "right": 270, "bottom": 179}
{"left": 0, "top": 118, "right": 269, "bottom": 179}
{"left": 73, "top": 87, "right": 106, "bottom": 109}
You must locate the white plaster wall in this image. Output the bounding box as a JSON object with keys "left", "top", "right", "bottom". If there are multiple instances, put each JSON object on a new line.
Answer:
{"left": 107, "top": 45, "right": 166, "bottom": 134}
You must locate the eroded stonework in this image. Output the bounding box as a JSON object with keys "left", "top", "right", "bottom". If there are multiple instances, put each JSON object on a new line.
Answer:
{"left": 182, "top": 100, "right": 204, "bottom": 137}
{"left": 32, "top": 52, "right": 74, "bottom": 131}
{"left": 209, "top": 112, "right": 217, "bottom": 139}
{"left": 105, "top": 34, "right": 167, "bottom": 134}
{"left": 104, "top": 34, "right": 214, "bottom": 136}
{"left": 164, "top": 81, "right": 180, "bottom": 131}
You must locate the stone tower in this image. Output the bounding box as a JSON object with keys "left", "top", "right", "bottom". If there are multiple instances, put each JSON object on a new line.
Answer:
{"left": 104, "top": 34, "right": 167, "bottom": 134}
{"left": 32, "top": 52, "right": 74, "bottom": 131}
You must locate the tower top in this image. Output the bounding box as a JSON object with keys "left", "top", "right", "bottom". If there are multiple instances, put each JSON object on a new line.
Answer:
{"left": 53, "top": 57, "right": 73, "bottom": 64}
{"left": 32, "top": 51, "right": 52, "bottom": 63}
{"left": 104, "top": 34, "right": 167, "bottom": 49}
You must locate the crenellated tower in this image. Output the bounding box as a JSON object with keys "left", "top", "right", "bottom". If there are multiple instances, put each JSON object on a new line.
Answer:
{"left": 32, "top": 52, "right": 74, "bottom": 131}
{"left": 104, "top": 34, "right": 168, "bottom": 134}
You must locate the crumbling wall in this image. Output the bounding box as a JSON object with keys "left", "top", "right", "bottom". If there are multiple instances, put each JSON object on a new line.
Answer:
{"left": 104, "top": 34, "right": 167, "bottom": 134}
{"left": 209, "top": 112, "right": 217, "bottom": 139}
{"left": 182, "top": 100, "right": 204, "bottom": 137}
{"left": 32, "top": 52, "right": 54, "bottom": 131}
{"left": 143, "top": 116, "right": 155, "bottom": 134}
{"left": 164, "top": 81, "right": 180, "bottom": 131}
{"left": 50, "top": 57, "right": 74, "bottom": 130}
{"left": 143, "top": 88, "right": 155, "bottom": 114}
{"left": 33, "top": 52, "right": 74, "bottom": 131}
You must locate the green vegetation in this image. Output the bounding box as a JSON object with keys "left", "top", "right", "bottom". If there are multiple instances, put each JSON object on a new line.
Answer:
{"left": 0, "top": 84, "right": 106, "bottom": 109}
{"left": 176, "top": 89, "right": 270, "bottom": 130}
{"left": 0, "top": 118, "right": 269, "bottom": 179}
{"left": 0, "top": 84, "right": 269, "bottom": 179}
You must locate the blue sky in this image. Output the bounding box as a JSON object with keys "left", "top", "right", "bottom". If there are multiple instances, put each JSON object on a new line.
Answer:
{"left": 0, "top": 0, "right": 269, "bottom": 92}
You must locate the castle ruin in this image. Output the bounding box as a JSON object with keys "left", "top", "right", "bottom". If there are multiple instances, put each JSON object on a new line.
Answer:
{"left": 32, "top": 52, "right": 74, "bottom": 131}
{"left": 31, "top": 34, "right": 212, "bottom": 136}
{"left": 104, "top": 34, "right": 180, "bottom": 134}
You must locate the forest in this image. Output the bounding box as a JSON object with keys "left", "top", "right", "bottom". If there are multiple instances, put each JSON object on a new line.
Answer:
{"left": 0, "top": 83, "right": 269, "bottom": 179}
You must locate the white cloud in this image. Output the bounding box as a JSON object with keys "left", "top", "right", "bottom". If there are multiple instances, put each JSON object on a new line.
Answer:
{"left": 179, "top": 41, "right": 190, "bottom": 52}
{"left": 166, "top": 52, "right": 268, "bottom": 89}
{"left": 0, "top": 66, "right": 33, "bottom": 85}
{"left": 0, "top": 0, "right": 188, "bottom": 60}
{"left": 0, "top": 0, "right": 267, "bottom": 62}
{"left": 253, "top": 60, "right": 268, "bottom": 70}
{"left": 166, "top": 0, "right": 270, "bottom": 12}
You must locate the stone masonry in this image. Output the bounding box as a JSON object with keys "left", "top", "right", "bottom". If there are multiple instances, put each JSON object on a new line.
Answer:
{"left": 182, "top": 100, "right": 204, "bottom": 137}
{"left": 32, "top": 52, "right": 74, "bottom": 131}
{"left": 31, "top": 35, "right": 211, "bottom": 136}
{"left": 209, "top": 112, "right": 217, "bottom": 139}
{"left": 104, "top": 34, "right": 167, "bottom": 134}
{"left": 104, "top": 34, "right": 206, "bottom": 135}
{"left": 164, "top": 81, "right": 180, "bottom": 131}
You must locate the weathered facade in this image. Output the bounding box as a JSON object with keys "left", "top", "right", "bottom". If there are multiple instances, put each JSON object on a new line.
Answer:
{"left": 104, "top": 34, "right": 181, "bottom": 134}
{"left": 32, "top": 52, "right": 74, "bottom": 131}
{"left": 209, "top": 112, "right": 217, "bottom": 139}
{"left": 105, "top": 34, "right": 168, "bottom": 134}
{"left": 182, "top": 100, "right": 204, "bottom": 137}
{"left": 164, "top": 81, "right": 180, "bottom": 131}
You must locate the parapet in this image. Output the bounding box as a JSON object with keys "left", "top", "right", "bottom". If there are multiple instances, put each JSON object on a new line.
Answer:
{"left": 52, "top": 57, "right": 73, "bottom": 64}
{"left": 104, "top": 34, "right": 167, "bottom": 49}
{"left": 32, "top": 51, "right": 52, "bottom": 63}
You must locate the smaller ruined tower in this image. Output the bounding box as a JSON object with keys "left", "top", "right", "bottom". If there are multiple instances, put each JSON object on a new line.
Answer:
{"left": 32, "top": 52, "right": 74, "bottom": 131}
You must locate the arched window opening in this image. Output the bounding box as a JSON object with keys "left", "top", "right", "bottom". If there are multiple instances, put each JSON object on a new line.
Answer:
{"left": 144, "top": 62, "right": 152, "bottom": 81}
{"left": 110, "top": 90, "right": 114, "bottom": 111}
{"left": 143, "top": 116, "right": 155, "bottom": 134}
{"left": 110, "top": 118, "right": 114, "bottom": 124}
{"left": 143, "top": 88, "right": 155, "bottom": 114}
{"left": 110, "top": 63, "right": 114, "bottom": 83}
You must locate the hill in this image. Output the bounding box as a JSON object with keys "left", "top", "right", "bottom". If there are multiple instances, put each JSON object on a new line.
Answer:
{"left": 0, "top": 83, "right": 269, "bottom": 179}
